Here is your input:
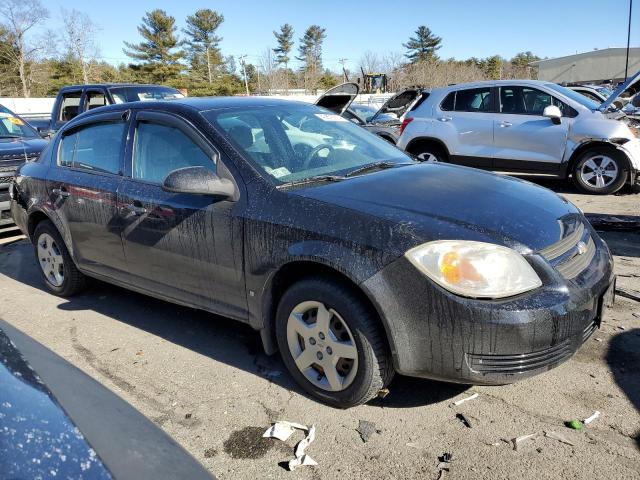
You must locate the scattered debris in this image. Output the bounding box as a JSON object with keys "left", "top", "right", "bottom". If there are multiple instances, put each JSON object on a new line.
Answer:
{"left": 377, "top": 388, "right": 390, "bottom": 399}
{"left": 565, "top": 420, "right": 583, "bottom": 430}
{"left": 583, "top": 411, "right": 600, "bottom": 425}
{"left": 544, "top": 431, "right": 575, "bottom": 446}
{"left": 262, "top": 421, "right": 317, "bottom": 471}
{"left": 511, "top": 433, "right": 537, "bottom": 451}
{"left": 452, "top": 393, "right": 478, "bottom": 406}
{"left": 135, "top": 350, "right": 144, "bottom": 356}
{"left": 594, "top": 338, "right": 603, "bottom": 342}
{"left": 356, "top": 420, "right": 380, "bottom": 443}
{"left": 455, "top": 413, "right": 473, "bottom": 428}
{"left": 185, "top": 413, "right": 192, "bottom": 419}
{"left": 406, "top": 442, "right": 421, "bottom": 449}
{"left": 437, "top": 452, "right": 453, "bottom": 471}
{"left": 109, "top": 347, "right": 119, "bottom": 352}
{"left": 615, "top": 287, "right": 640, "bottom": 302}
{"left": 204, "top": 447, "right": 217, "bottom": 458}
{"left": 632, "top": 312, "right": 640, "bottom": 318}
{"left": 617, "top": 326, "right": 626, "bottom": 331}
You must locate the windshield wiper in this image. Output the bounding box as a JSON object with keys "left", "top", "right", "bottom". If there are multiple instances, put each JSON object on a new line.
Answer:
{"left": 278, "top": 174, "right": 345, "bottom": 188}
{"left": 344, "top": 161, "right": 397, "bottom": 177}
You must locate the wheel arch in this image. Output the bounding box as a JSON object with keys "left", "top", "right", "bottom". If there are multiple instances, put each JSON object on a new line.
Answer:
{"left": 405, "top": 136, "right": 450, "bottom": 160}
{"left": 27, "top": 208, "right": 75, "bottom": 258}
{"left": 259, "top": 260, "right": 394, "bottom": 361}
{"left": 567, "top": 140, "right": 634, "bottom": 183}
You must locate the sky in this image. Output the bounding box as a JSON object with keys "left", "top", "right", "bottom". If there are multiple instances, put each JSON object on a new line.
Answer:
{"left": 37, "top": 0, "right": 639, "bottom": 71}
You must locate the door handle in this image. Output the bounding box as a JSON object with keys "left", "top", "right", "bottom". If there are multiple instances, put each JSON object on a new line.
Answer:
{"left": 438, "top": 116, "right": 453, "bottom": 122}
{"left": 499, "top": 121, "right": 512, "bottom": 128}
{"left": 122, "top": 204, "right": 147, "bottom": 216}
{"left": 52, "top": 187, "right": 70, "bottom": 198}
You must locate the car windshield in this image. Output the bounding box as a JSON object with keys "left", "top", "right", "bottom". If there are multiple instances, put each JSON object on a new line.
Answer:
{"left": 109, "top": 86, "right": 185, "bottom": 103}
{"left": 0, "top": 112, "right": 39, "bottom": 138}
{"left": 203, "top": 104, "right": 412, "bottom": 184}
{"left": 546, "top": 83, "right": 601, "bottom": 111}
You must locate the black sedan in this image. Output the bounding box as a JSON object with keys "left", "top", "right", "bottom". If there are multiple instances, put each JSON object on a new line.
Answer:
{"left": 10, "top": 97, "right": 614, "bottom": 407}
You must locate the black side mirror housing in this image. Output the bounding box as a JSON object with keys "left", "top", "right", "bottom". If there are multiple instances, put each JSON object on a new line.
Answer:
{"left": 162, "top": 166, "right": 236, "bottom": 199}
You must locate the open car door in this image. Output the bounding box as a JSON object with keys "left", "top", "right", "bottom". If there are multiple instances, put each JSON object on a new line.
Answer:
{"left": 315, "top": 82, "right": 359, "bottom": 115}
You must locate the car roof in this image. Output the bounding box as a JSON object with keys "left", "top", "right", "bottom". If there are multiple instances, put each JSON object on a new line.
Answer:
{"left": 60, "top": 83, "right": 177, "bottom": 91}
{"left": 431, "top": 79, "right": 552, "bottom": 94}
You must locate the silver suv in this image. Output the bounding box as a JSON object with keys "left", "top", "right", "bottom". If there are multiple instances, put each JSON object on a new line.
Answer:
{"left": 397, "top": 75, "right": 640, "bottom": 194}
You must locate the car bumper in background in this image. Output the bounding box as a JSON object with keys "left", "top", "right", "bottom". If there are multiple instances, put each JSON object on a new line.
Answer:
{"left": 362, "top": 231, "right": 614, "bottom": 385}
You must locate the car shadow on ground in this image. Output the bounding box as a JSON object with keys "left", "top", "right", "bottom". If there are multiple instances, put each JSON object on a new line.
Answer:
{"left": 1, "top": 240, "right": 464, "bottom": 408}
{"left": 512, "top": 175, "right": 639, "bottom": 196}
{"left": 606, "top": 328, "right": 640, "bottom": 448}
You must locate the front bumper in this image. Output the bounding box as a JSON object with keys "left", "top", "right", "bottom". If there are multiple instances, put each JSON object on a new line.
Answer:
{"left": 361, "top": 232, "right": 614, "bottom": 385}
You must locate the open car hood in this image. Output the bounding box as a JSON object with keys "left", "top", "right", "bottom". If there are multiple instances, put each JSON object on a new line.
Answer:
{"left": 371, "top": 87, "right": 425, "bottom": 123}
{"left": 315, "top": 82, "right": 359, "bottom": 115}
{"left": 599, "top": 70, "right": 640, "bottom": 112}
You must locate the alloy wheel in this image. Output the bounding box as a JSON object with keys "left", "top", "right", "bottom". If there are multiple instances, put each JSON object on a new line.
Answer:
{"left": 286, "top": 300, "right": 358, "bottom": 392}
{"left": 37, "top": 233, "right": 64, "bottom": 287}
{"left": 579, "top": 155, "right": 618, "bottom": 189}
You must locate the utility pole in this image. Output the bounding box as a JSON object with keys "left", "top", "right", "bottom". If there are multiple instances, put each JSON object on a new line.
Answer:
{"left": 339, "top": 58, "right": 348, "bottom": 82}
{"left": 625, "top": 0, "right": 633, "bottom": 81}
{"left": 239, "top": 55, "right": 250, "bottom": 96}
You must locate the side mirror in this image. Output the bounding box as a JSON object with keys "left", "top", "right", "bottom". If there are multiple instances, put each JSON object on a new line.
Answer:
{"left": 543, "top": 105, "right": 562, "bottom": 125}
{"left": 37, "top": 127, "right": 52, "bottom": 139}
{"left": 162, "top": 166, "right": 236, "bottom": 199}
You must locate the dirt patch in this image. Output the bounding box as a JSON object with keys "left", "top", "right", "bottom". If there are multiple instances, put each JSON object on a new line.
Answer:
{"left": 223, "top": 426, "right": 275, "bottom": 459}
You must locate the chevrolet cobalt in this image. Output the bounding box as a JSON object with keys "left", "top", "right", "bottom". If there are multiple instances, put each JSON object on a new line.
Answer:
{"left": 10, "top": 98, "right": 614, "bottom": 407}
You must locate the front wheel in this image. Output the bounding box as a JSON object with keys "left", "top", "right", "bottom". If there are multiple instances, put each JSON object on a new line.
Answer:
{"left": 572, "top": 148, "right": 628, "bottom": 194}
{"left": 275, "top": 278, "right": 393, "bottom": 408}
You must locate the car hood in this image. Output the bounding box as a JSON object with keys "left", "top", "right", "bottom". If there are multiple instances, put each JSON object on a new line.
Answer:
{"left": 599, "top": 70, "right": 640, "bottom": 112}
{"left": 297, "top": 163, "right": 580, "bottom": 253}
{"left": 371, "top": 87, "right": 425, "bottom": 123}
{"left": 0, "top": 137, "right": 48, "bottom": 158}
{"left": 315, "top": 82, "right": 359, "bottom": 115}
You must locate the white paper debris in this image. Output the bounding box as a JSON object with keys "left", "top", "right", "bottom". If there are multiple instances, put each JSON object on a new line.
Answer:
{"left": 452, "top": 393, "right": 479, "bottom": 406}
{"left": 583, "top": 411, "right": 600, "bottom": 425}
{"left": 262, "top": 421, "right": 317, "bottom": 471}
{"left": 544, "top": 430, "right": 575, "bottom": 446}
{"left": 511, "top": 433, "right": 536, "bottom": 451}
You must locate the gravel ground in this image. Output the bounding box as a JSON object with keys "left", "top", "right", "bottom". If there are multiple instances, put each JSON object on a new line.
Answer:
{"left": 0, "top": 179, "right": 638, "bottom": 480}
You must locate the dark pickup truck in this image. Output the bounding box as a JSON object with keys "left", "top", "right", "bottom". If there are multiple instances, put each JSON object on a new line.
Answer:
{"left": 29, "top": 83, "right": 184, "bottom": 136}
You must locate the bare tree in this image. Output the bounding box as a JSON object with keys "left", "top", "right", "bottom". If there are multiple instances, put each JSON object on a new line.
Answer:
{"left": 0, "top": 0, "right": 49, "bottom": 97}
{"left": 61, "top": 8, "right": 100, "bottom": 84}
{"left": 358, "top": 50, "right": 381, "bottom": 74}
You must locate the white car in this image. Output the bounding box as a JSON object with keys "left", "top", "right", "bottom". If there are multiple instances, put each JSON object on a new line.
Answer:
{"left": 398, "top": 73, "right": 640, "bottom": 194}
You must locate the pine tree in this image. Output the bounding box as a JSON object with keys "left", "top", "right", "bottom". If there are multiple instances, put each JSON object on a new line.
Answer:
{"left": 297, "top": 25, "right": 326, "bottom": 92}
{"left": 123, "top": 9, "right": 184, "bottom": 83}
{"left": 403, "top": 26, "right": 442, "bottom": 64}
{"left": 273, "top": 23, "right": 294, "bottom": 93}
{"left": 183, "top": 9, "right": 224, "bottom": 84}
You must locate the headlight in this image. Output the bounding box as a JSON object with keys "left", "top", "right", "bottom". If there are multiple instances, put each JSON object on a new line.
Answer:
{"left": 405, "top": 240, "right": 542, "bottom": 299}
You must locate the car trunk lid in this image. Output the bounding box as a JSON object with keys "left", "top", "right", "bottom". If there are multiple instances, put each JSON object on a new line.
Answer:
{"left": 315, "top": 82, "right": 359, "bottom": 115}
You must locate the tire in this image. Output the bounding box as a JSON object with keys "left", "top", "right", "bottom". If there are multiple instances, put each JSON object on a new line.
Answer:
{"left": 411, "top": 143, "right": 447, "bottom": 163}
{"left": 33, "top": 220, "right": 87, "bottom": 296}
{"left": 572, "top": 147, "right": 628, "bottom": 195}
{"left": 275, "top": 277, "right": 393, "bottom": 408}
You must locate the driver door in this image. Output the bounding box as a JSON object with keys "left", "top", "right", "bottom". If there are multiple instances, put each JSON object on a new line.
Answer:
{"left": 117, "top": 111, "right": 247, "bottom": 319}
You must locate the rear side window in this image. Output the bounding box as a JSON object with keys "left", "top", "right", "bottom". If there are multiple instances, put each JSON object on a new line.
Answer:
{"left": 58, "top": 122, "right": 125, "bottom": 175}
{"left": 132, "top": 121, "right": 215, "bottom": 184}
{"left": 86, "top": 91, "right": 107, "bottom": 110}
{"left": 440, "top": 92, "right": 455, "bottom": 111}
{"left": 441, "top": 88, "right": 492, "bottom": 112}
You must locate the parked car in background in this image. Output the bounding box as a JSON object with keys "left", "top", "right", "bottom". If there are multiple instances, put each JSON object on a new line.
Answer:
{"left": 569, "top": 85, "right": 608, "bottom": 104}
{"left": 0, "top": 320, "right": 214, "bottom": 479}
{"left": 399, "top": 73, "right": 640, "bottom": 194}
{"left": 315, "top": 83, "right": 427, "bottom": 144}
{"left": 0, "top": 105, "right": 48, "bottom": 232}
{"left": 11, "top": 97, "right": 614, "bottom": 407}
{"left": 29, "top": 83, "right": 184, "bottom": 137}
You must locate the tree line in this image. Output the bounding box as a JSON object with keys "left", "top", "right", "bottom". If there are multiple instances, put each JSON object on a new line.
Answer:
{"left": 0, "top": 0, "right": 540, "bottom": 98}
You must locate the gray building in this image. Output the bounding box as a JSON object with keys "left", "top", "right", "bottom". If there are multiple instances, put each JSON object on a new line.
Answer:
{"left": 531, "top": 47, "right": 640, "bottom": 84}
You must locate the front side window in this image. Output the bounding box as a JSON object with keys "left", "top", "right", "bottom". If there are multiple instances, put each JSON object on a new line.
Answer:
{"left": 59, "top": 92, "right": 82, "bottom": 122}
{"left": 58, "top": 122, "right": 125, "bottom": 174}
{"left": 501, "top": 86, "right": 577, "bottom": 117}
{"left": 203, "top": 104, "right": 411, "bottom": 185}
{"left": 132, "top": 121, "right": 214, "bottom": 184}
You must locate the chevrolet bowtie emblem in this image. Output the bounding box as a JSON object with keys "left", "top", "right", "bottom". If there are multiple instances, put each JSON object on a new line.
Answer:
{"left": 576, "top": 241, "right": 587, "bottom": 255}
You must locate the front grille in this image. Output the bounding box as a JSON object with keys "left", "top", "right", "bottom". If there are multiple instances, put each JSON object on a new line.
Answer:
{"left": 0, "top": 175, "right": 14, "bottom": 185}
{"left": 467, "top": 340, "right": 573, "bottom": 374}
{"left": 539, "top": 220, "right": 595, "bottom": 279}
{"left": 582, "top": 321, "right": 597, "bottom": 343}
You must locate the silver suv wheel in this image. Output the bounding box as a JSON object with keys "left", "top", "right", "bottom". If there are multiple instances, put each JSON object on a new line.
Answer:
{"left": 579, "top": 154, "right": 618, "bottom": 190}
{"left": 286, "top": 300, "right": 358, "bottom": 392}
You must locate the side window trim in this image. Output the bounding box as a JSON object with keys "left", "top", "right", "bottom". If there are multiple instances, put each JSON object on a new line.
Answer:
{"left": 128, "top": 110, "right": 219, "bottom": 185}
{"left": 55, "top": 111, "right": 130, "bottom": 177}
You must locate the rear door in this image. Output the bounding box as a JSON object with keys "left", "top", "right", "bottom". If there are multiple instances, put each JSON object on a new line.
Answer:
{"left": 493, "top": 85, "right": 570, "bottom": 172}
{"left": 47, "top": 111, "right": 128, "bottom": 277}
{"left": 117, "top": 110, "right": 247, "bottom": 319}
{"left": 433, "top": 86, "right": 495, "bottom": 168}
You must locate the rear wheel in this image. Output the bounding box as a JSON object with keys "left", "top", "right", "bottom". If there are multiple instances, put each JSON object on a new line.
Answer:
{"left": 33, "top": 220, "right": 87, "bottom": 296}
{"left": 275, "top": 278, "right": 393, "bottom": 408}
{"left": 410, "top": 143, "right": 447, "bottom": 163}
{"left": 572, "top": 147, "right": 628, "bottom": 194}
